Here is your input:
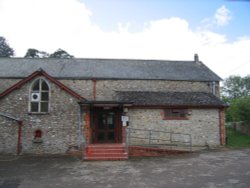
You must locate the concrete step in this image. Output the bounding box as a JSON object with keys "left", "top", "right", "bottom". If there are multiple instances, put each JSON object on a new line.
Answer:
{"left": 85, "top": 156, "right": 128, "bottom": 161}
{"left": 84, "top": 143, "right": 128, "bottom": 161}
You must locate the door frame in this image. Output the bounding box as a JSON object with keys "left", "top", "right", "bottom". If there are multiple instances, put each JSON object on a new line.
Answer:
{"left": 91, "top": 107, "right": 122, "bottom": 143}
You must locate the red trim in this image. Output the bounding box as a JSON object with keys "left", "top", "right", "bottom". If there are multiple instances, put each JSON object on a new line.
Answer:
{"left": 0, "top": 69, "right": 86, "bottom": 101}
{"left": 219, "top": 109, "right": 226, "bottom": 145}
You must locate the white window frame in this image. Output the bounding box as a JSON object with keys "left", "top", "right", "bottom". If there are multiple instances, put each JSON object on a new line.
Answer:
{"left": 29, "top": 77, "right": 50, "bottom": 113}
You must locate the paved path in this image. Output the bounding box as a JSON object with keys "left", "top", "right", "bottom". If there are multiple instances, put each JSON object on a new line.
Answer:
{"left": 0, "top": 148, "right": 250, "bottom": 188}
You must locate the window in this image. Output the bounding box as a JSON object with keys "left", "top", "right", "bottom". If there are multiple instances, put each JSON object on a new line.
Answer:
{"left": 30, "top": 78, "right": 49, "bottom": 113}
{"left": 163, "top": 109, "right": 190, "bottom": 120}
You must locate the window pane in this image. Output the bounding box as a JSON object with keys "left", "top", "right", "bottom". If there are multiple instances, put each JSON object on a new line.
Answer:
{"left": 165, "top": 109, "right": 172, "bottom": 116}
{"left": 41, "top": 81, "right": 49, "bottom": 91}
{"left": 32, "top": 80, "right": 40, "bottom": 91}
{"left": 41, "top": 102, "right": 48, "bottom": 112}
{"left": 108, "top": 132, "right": 115, "bottom": 140}
{"left": 41, "top": 92, "right": 49, "bottom": 101}
{"left": 31, "top": 102, "right": 39, "bottom": 112}
{"left": 164, "top": 109, "right": 188, "bottom": 118}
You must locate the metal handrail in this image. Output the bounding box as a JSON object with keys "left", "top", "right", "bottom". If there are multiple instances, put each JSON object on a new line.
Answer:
{"left": 127, "top": 127, "right": 192, "bottom": 151}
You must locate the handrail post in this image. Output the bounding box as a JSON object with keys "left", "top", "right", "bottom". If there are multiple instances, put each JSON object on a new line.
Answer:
{"left": 127, "top": 128, "right": 131, "bottom": 145}
{"left": 189, "top": 134, "right": 192, "bottom": 152}
{"left": 170, "top": 132, "right": 173, "bottom": 150}
{"left": 149, "top": 130, "right": 152, "bottom": 144}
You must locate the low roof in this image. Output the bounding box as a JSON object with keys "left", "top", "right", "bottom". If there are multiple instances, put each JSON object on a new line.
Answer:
{"left": 116, "top": 91, "right": 227, "bottom": 107}
{"left": 0, "top": 112, "right": 21, "bottom": 122}
{"left": 0, "top": 57, "right": 221, "bottom": 81}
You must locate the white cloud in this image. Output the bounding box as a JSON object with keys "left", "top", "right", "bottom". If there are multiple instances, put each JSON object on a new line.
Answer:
{"left": 0, "top": 0, "right": 249, "bottom": 78}
{"left": 215, "top": 5, "right": 232, "bottom": 26}
{"left": 201, "top": 5, "right": 232, "bottom": 29}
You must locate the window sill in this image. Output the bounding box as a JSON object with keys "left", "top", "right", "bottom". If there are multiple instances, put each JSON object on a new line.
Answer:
{"left": 163, "top": 117, "right": 190, "bottom": 120}
{"left": 28, "top": 112, "right": 50, "bottom": 115}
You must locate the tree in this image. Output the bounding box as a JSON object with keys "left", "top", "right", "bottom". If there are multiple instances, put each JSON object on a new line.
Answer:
{"left": 222, "top": 75, "right": 250, "bottom": 123}
{"left": 24, "top": 48, "right": 49, "bottom": 58}
{"left": 49, "top": 49, "right": 74, "bottom": 58}
{"left": 226, "top": 97, "right": 250, "bottom": 123}
{"left": 0, "top": 36, "right": 14, "bottom": 57}
{"left": 222, "top": 75, "right": 250, "bottom": 99}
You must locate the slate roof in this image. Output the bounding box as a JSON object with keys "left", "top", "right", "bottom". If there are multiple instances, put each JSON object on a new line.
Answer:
{"left": 0, "top": 57, "right": 221, "bottom": 81}
{"left": 116, "top": 91, "right": 227, "bottom": 107}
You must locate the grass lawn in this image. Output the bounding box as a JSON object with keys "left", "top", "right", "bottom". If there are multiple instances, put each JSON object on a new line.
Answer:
{"left": 226, "top": 128, "right": 250, "bottom": 148}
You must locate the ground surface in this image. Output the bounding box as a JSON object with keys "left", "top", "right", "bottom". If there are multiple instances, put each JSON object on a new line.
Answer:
{"left": 0, "top": 148, "right": 250, "bottom": 188}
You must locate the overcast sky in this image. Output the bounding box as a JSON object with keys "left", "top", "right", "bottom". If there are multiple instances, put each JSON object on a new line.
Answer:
{"left": 0, "top": 0, "right": 250, "bottom": 79}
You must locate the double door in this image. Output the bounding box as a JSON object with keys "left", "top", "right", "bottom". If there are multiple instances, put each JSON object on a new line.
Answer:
{"left": 92, "top": 109, "right": 122, "bottom": 143}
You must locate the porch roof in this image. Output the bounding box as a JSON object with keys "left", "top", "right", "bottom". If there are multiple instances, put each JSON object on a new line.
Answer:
{"left": 116, "top": 91, "right": 228, "bottom": 108}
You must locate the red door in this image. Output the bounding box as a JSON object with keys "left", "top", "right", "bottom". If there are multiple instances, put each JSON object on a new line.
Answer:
{"left": 92, "top": 109, "right": 122, "bottom": 143}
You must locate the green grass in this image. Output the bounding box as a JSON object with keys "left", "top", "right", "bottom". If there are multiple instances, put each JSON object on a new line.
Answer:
{"left": 226, "top": 128, "right": 250, "bottom": 148}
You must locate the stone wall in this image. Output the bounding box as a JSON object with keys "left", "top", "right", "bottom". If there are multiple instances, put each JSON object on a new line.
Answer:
{"left": 1, "top": 79, "right": 219, "bottom": 101}
{"left": 60, "top": 79, "right": 219, "bottom": 101}
{"left": 0, "top": 76, "right": 81, "bottom": 155}
{"left": 0, "top": 77, "right": 222, "bottom": 154}
{"left": 0, "top": 116, "right": 18, "bottom": 154}
{"left": 127, "top": 108, "right": 220, "bottom": 147}
{"left": 0, "top": 79, "right": 21, "bottom": 93}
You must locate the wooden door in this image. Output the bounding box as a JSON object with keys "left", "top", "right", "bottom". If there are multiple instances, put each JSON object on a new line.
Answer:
{"left": 93, "top": 110, "right": 116, "bottom": 143}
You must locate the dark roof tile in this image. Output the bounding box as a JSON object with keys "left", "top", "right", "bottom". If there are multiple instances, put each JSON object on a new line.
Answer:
{"left": 116, "top": 91, "right": 227, "bottom": 107}
{"left": 0, "top": 58, "right": 221, "bottom": 81}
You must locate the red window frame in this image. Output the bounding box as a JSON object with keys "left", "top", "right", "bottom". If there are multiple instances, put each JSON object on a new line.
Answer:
{"left": 163, "top": 108, "right": 190, "bottom": 120}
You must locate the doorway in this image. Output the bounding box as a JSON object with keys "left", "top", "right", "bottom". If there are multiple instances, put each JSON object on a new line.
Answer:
{"left": 92, "top": 108, "right": 122, "bottom": 143}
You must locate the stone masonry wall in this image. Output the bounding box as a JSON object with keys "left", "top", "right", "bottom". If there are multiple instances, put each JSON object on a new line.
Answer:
{"left": 0, "top": 79, "right": 21, "bottom": 93}
{"left": 0, "top": 76, "right": 81, "bottom": 154}
{"left": 2, "top": 79, "right": 219, "bottom": 101}
{"left": 127, "top": 108, "right": 220, "bottom": 147}
{"left": 0, "top": 116, "right": 18, "bottom": 154}
{"left": 60, "top": 79, "right": 218, "bottom": 101}
{"left": 1, "top": 77, "right": 221, "bottom": 154}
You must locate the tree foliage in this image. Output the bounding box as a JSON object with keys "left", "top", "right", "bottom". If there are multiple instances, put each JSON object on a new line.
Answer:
{"left": 24, "top": 48, "right": 49, "bottom": 58}
{"left": 24, "top": 48, "right": 74, "bottom": 58}
{"left": 222, "top": 75, "right": 250, "bottom": 99}
{"left": 222, "top": 75, "right": 250, "bottom": 123}
{"left": 226, "top": 97, "right": 250, "bottom": 123}
{"left": 24, "top": 48, "right": 74, "bottom": 59}
{"left": 49, "top": 49, "right": 74, "bottom": 58}
{"left": 0, "top": 36, "right": 14, "bottom": 57}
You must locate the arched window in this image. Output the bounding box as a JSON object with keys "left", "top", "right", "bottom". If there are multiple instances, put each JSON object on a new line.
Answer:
{"left": 30, "top": 78, "right": 49, "bottom": 113}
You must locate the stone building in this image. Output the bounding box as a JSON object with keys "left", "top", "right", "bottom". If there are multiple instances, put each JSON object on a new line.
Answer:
{"left": 0, "top": 55, "right": 227, "bottom": 159}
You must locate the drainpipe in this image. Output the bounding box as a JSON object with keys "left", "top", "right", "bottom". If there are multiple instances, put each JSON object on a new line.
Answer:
{"left": 219, "top": 108, "right": 226, "bottom": 146}
{"left": 212, "top": 81, "right": 216, "bottom": 95}
{"left": 17, "top": 121, "right": 23, "bottom": 155}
